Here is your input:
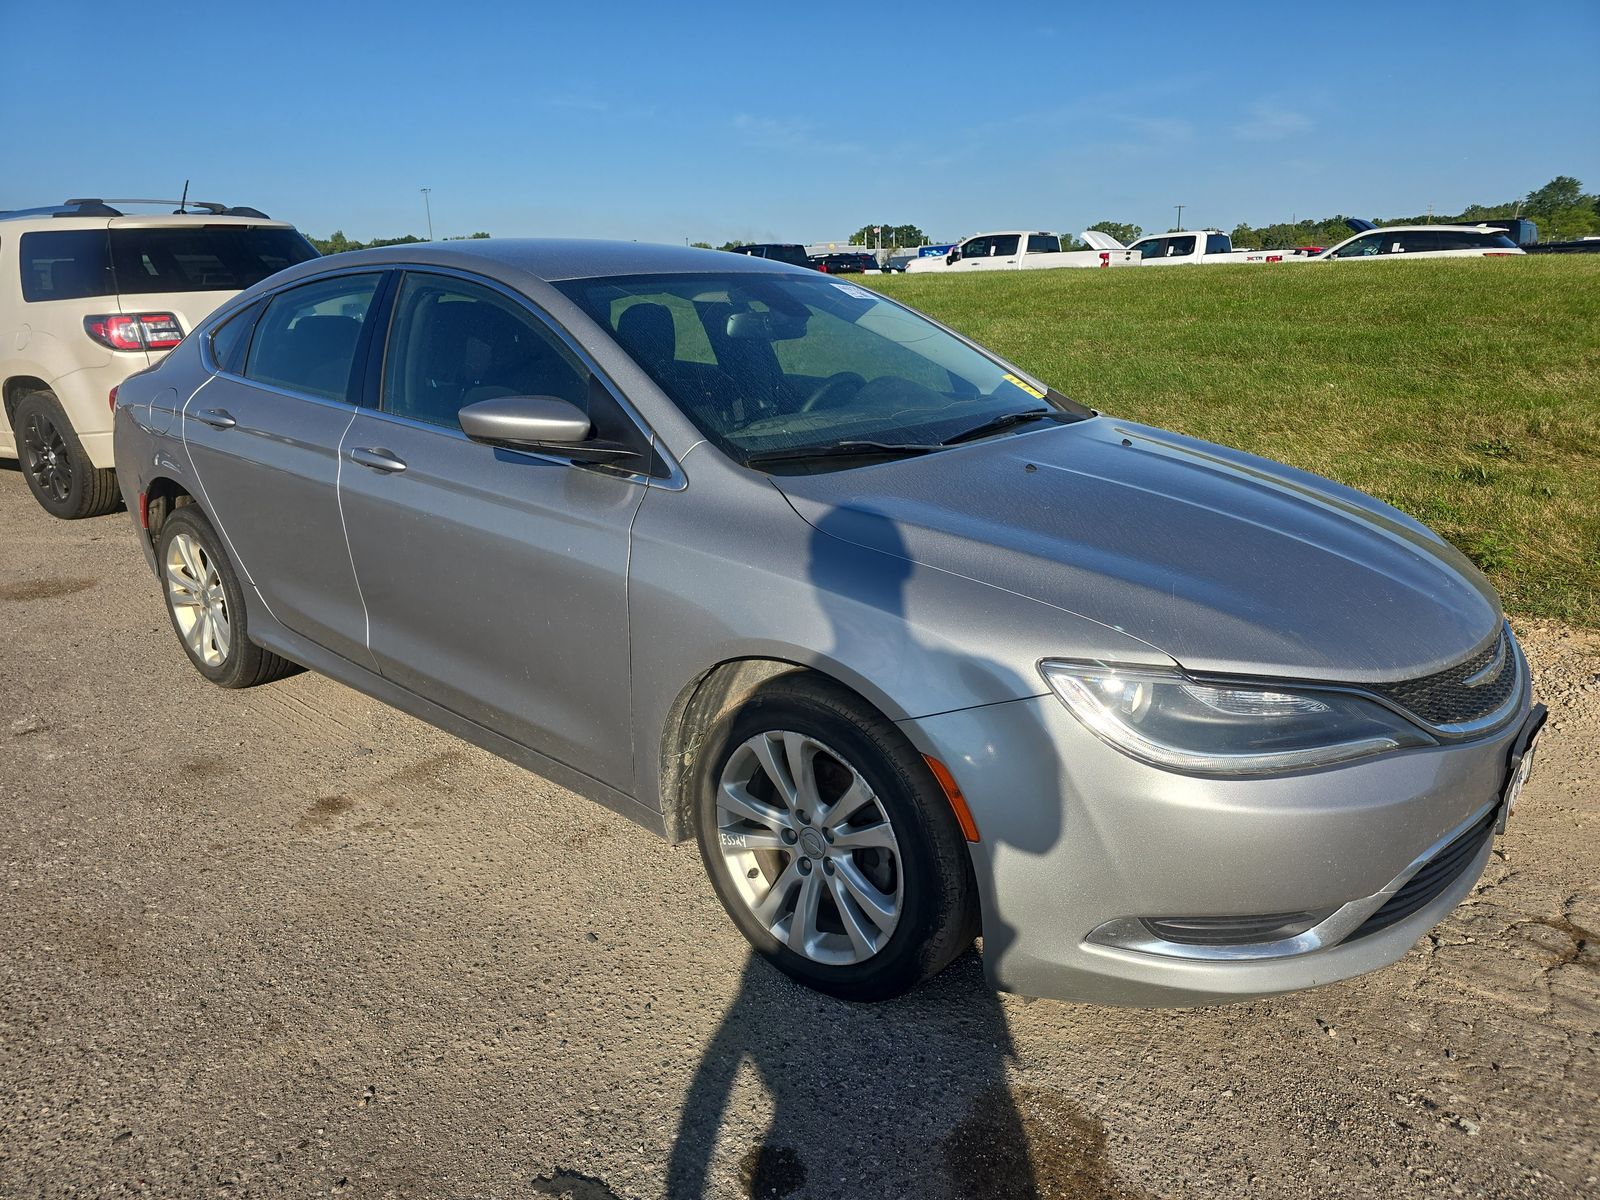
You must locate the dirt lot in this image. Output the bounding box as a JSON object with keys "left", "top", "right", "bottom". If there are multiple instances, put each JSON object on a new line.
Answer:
{"left": 1, "top": 463, "right": 1596, "bottom": 1199}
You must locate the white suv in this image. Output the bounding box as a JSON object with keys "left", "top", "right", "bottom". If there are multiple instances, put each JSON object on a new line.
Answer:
{"left": 0, "top": 198, "right": 318, "bottom": 518}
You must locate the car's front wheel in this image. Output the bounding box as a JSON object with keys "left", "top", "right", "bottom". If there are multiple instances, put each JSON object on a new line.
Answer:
{"left": 157, "top": 506, "right": 298, "bottom": 689}
{"left": 14, "top": 391, "right": 120, "bottom": 520}
{"left": 694, "top": 674, "right": 978, "bottom": 1001}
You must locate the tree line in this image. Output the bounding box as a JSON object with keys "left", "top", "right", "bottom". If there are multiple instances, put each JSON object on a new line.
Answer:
{"left": 309, "top": 230, "right": 491, "bottom": 255}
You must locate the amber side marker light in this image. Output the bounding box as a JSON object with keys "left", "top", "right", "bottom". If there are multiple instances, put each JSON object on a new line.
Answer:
{"left": 924, "top": 755, "right": 981, "bottom": 842}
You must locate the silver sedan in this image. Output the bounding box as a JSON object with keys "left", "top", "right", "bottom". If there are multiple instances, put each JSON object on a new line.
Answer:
{"left": 112, "top": 241, "right": 1544, "bottom": 1005}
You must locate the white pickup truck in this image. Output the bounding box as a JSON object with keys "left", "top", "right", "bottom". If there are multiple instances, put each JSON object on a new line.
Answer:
{"left": 1120, "top": 229, "right": 1309, "bottom": 265}
{"left": 903, "top": 230, "right": 1138, "bottom": 272}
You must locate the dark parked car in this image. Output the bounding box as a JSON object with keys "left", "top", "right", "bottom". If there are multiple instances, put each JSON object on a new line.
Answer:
{"left": 810, "top": 252, "right": 876, "bottom": 275}
{"left": 728, "top": 243, "right": 811, "bottom": 269}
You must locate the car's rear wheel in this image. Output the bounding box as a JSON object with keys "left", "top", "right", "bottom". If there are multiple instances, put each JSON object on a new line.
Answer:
{"left": 14, "top": 391, "right": 120, "bottom": 520}
{"left": 694, "top": 674, "right": 978, "bottom": 1001}
{"left": 157, "top": 506, "right": 298, "bottom": 689}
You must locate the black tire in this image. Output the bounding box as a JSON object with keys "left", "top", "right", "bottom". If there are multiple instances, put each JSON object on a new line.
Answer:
{"left": 694, "top": 673, "right": 978, "bottom": 1002}
{"left": 155, "top": 505, "right": 299, "bottom": 689}
{"left": 13, "top": 390, "right": 121, "bottom": 520}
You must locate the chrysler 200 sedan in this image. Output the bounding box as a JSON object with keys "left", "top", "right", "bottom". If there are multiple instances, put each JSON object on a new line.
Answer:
{"left": 112, "top": 241, "right": 1544, "bottom": 1006}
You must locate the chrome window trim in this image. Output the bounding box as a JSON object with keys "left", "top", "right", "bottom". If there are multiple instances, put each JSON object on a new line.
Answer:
{"left": 339, "top": 403, "right": 669, "bottom": 488}
{"left": 378, "top": 264, "right": 684, "bottom": 490}
{"left": 1085, "top": 797, "right": 1500, "bottom": 962}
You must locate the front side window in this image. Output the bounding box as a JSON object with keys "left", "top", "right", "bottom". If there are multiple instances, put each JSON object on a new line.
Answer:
{"left": 243, "top": 273, "right": 380, "bottom": 402}
{"left": 1331, "top": 234, "right": 1382, "bottom": 258}
{"left": 18, "top": 230, "right": 113, "bottom": 301}
{"left": 959, "top": 236, "right": 990, "bottom": 259}
{"left": 381, "top": 273, "right": 587, "bottom": 430}
{"left": 559, "top": 272, "right": 1090, "bottom": 466}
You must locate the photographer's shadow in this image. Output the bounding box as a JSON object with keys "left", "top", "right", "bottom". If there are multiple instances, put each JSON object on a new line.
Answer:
{"left": 668, "top": 505, "right": 1065, "bottom": 1198}
{"left": 666, "top": 950, "right": 1036, "bottom": 1199}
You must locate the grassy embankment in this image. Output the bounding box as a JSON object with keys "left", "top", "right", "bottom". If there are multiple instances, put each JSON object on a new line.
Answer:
{"left": 865, "top": 257, "right": 1600, "bottom": 627}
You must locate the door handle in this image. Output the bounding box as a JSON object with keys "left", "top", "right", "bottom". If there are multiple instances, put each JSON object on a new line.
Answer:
{"left": 349, "top": 447, "right": 407, "bottom": 473}
{"left": 193, "top": 408, "right": 236, "bottom": 429}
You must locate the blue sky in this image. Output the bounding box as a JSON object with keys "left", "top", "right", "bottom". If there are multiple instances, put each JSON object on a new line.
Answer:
{"left": 3, "top": 1, "right": 1596, "bottom": 244}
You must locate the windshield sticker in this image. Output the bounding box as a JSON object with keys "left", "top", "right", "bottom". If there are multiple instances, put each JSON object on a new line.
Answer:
{"left": 830, "top": 283, "right": 876, "bottom": 301}
{"left": 1002, "top": 373, "right": 1047, "bottom": 400}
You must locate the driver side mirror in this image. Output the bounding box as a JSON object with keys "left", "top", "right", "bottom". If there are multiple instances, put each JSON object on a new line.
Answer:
{"left": 945, "top": 249, "right": 959, "bottom": 264}
{"left": 459, "top": 395, "right": 591, "bottom": 447}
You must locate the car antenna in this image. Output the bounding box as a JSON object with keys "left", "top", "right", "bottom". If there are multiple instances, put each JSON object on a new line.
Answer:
{"left": 176, "top": 179, "right": 190, "bottom": 214}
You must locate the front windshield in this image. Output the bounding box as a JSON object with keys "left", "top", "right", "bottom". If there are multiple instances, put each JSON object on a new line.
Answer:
{"left": 557, "top": 271, "right": 1089, "bottom": 465}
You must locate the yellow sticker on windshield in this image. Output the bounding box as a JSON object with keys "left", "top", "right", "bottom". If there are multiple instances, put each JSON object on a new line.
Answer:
{"left": 1002, "top": 373, "right": 1046, "bottom": 400}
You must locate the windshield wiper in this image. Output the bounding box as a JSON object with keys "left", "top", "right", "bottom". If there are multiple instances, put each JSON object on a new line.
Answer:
{"left": 940, "top": 408, "right": 1057, "bottom": 445}
{"left": 743, "top": 440, "right": 944, "bottom": 467}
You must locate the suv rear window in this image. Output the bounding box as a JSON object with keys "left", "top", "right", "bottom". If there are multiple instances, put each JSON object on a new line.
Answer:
{"left": 110, "top": 227, "right": 318, "bottom": 294}
{"left": 17, "top": 226, "right": 317, "bottom": 303}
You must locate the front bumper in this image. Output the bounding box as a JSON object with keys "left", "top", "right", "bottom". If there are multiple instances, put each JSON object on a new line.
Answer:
{"left": 903, "top": 648, "right": 1534, "bottom": 1006}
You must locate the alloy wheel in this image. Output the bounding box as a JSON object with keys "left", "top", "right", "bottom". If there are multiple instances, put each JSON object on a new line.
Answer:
{"left": 715, "top": 730, "right": 904, "bottom": 965}
{"left": 165, "top": 531, "right": 232, "bottom": 668}
{"left": 21, "top": 411, "right": 72, "bottom": 503}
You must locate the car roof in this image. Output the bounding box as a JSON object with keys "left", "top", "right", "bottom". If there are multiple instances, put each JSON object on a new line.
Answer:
{"left": 1349, "top": 224, "right": 1506, "bottom": 234}
{"left": 309, "top": 239, "right": 815, "bottom": 283}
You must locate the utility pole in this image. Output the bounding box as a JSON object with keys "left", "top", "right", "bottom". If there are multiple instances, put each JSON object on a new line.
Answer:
{"left": 421, "top": 188, "right": 434, "bottom": 240}
{"left": 1174, "top": 204, "right": 1185, "bottom": 232}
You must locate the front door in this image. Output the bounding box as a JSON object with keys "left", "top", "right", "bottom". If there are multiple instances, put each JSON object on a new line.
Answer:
{"left": 180, "top": 270, "right": 386, "bottom": 666}
{"left": 337, "top": 271, "right": 645, "bottom": 788}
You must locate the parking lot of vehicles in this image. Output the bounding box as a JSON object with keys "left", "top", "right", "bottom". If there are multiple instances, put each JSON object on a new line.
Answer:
{"left": 905, "top": 230, "right": 1139, "bottom": 272}
{"left": 113, "top": 239, "right": 1542, "bottom": 1007}
{"left": 0, "top": 198, "right": 318, "bottom": 519}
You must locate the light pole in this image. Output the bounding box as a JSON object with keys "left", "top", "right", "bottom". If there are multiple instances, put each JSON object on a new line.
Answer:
{"left": 421, "top": 188, "right": 434, "bottom": 241}
{"left": 1174, "top": 204, "right": 1185, "bottom": 232}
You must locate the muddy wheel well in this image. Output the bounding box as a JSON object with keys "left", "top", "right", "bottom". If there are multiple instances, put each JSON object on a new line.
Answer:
{"left": 3, "top": 376, "right": 51, "bottom": 424}
{"left": 143, "top": 477, "right": 195, "bottom": 545}
{"left": 656, "top": 659, "right": 900, "bottom": 844}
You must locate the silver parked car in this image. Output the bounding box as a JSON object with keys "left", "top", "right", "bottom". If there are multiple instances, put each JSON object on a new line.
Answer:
{"left": 112, "top": 241, "right": 1544, "bottom": 1006}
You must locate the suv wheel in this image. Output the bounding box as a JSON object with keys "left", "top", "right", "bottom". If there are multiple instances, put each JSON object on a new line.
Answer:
{"left": 14, "top": 391, "right": 120, "bottom": 520}
{"left": 694, "top": 674, "right": 978, "bottom": 1001}
{"left": 157, "top": 506, "right": 299, "bottom": 689}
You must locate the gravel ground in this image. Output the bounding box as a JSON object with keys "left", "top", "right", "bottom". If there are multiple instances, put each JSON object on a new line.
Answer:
{"left": 1, "top": 463, "right": 1596, "bottom": 1199}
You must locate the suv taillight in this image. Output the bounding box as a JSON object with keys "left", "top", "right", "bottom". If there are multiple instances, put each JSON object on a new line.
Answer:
{"left": 109, "top": 385, "right": 120, "bottom": 411}
{"left": 84, "top": 312, "right": 184, "bottom": 352}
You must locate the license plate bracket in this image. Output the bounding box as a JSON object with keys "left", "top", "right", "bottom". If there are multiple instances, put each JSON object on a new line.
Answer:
{"left": 1495, "top": 702, "right": 1547, "bottom": 834}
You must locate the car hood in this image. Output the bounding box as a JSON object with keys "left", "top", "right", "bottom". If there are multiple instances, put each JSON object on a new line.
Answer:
{"left": 773, "top": 417, "right": 1503, "bottom": 684}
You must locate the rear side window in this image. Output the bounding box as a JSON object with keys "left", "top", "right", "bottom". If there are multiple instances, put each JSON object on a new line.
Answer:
{"left": 1168, "top": 235, "right": 1197, "bottom": 256}
{"left": 1205, "top": 233, "right": 1231, "bottom": 255}
{"left": 110, "top": 227, "right": 318, "bottom": 294}
{"left": 988, "top": 235, "right": 1020, "bottom": 256}
{"left": 243, "top": 274, "right": 380, "bottom": 402}
{"left": 1027, "top": 234, "right": 1060, "bottom": 254}
{"left": 209, "top": 301, "right": 264, "bottom": 375}
{"left": 19, "top": 230, "right": 114, "bottom": 301}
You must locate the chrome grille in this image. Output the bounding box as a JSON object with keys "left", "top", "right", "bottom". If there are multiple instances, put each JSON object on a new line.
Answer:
{"left": 1367, "top": 627, "right": 1517, "bottom": 730}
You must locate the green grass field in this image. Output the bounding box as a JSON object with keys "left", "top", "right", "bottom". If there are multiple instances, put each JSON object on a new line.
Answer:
{"left": 864, "top": 257, "right": 1600, "bottom": 627}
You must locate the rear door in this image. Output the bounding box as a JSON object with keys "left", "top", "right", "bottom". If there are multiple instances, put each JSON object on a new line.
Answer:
{"left": 336, "top": 270, "right": 647, "bottom": 788}
{"left": 180, "top": 269, "right": 387, "bottom": 666}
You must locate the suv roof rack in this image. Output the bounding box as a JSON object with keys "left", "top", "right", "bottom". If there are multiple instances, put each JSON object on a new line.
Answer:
{"left": 0, "top": 198, "right": 272, "bottom": 221}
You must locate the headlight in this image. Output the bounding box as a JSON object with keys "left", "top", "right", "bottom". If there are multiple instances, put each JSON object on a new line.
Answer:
{"left": 1039, "top": 661, "right": 1433, "bottom": 775}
